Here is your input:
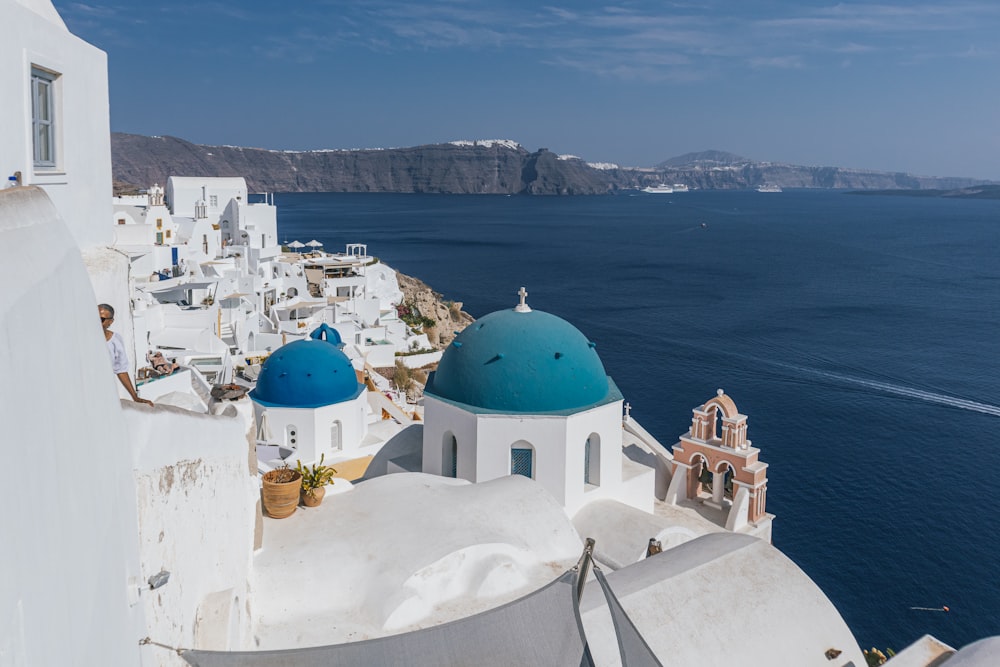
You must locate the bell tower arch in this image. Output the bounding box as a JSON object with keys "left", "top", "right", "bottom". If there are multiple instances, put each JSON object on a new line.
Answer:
{"left": 666, "top": 390, "right": 769, "bottom": 533}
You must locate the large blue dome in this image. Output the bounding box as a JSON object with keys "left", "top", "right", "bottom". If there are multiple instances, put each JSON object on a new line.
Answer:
{"left": 250, "top": 336, "right": 363, "bottom": 408}
{"left": 425, "top": 307, "right": 615, "bottom": 413}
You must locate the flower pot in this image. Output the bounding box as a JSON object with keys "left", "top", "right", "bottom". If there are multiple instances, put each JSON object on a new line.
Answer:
{"left": 262, "top": 469, "right": 302, "bottom": 519}
{"left": 300, "top": 486, "right": 325, "bottom": 507}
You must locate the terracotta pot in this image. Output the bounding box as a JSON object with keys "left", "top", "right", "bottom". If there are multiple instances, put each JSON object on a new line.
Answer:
{"left": 261, "top": 469, "right": 302, "bottom": 518}
{"left": 300, "top": 486, "right": 325, "bottom": 507}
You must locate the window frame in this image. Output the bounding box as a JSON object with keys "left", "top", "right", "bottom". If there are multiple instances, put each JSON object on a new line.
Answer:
{"left": 31, "top": 66, "right": 59, "bottom": 169}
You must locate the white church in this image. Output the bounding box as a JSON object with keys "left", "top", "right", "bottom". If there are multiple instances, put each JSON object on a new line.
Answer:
{"left": 1, "top": 1, "right": 997, "bottom": 665}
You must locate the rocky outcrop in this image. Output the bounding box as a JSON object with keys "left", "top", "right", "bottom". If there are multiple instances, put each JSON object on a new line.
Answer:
{"left": 395, "top": 271, "right": 474, "bottom": 349}
{"left": 111, "top": 133, "right": 994, "bottom": 194}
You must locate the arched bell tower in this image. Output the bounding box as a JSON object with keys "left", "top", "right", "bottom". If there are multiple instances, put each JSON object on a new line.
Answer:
{"left": 665, "top": 390, "right": 769, "bottom": 533}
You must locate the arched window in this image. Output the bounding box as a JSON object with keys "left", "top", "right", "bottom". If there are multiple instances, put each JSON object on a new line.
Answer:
{"left": 584, "top": 433, "right": 601, "bottom": 487}
{"left": 330, "top": 420, "right": 342, "bottom": 451}
{"left": 510, "top": 441, "right": 534, "bottom": 479}
{"left": 442, "top": 432, "right": 458, "bottom": 478}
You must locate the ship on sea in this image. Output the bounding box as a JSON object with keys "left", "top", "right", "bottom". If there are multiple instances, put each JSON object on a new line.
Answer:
{"left": 642, "top": 184, "right": 674, "bottom": 194}
{"left": 756, "top": 184, "right": 783, "bottom": 193}
{"left": 672, "top": 184, "right": 690, "bottom": 192}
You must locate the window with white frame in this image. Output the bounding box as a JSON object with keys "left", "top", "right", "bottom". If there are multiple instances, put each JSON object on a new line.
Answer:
{"left": 31, "top": 67, "right": 59, "bottom": 168}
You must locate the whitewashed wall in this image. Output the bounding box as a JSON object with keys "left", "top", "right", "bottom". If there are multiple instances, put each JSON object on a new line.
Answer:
{"left": 166, "top": 177, "right": 247, "bottom": 218}
{"left": 0, "top": 187, "right": 144, "bottom": 665}
{"left": 0, "top": 0, "right": 112, "bottom": 249}
{"left": 125, "top": 402, "right": 258, "bottom": 663}
{"left": 255, "top": 392, "right": 368, "bottom": 465}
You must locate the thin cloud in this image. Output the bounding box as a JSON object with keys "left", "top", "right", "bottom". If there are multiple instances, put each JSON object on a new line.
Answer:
{"left": 54, "top": 0, "right": 1000, "bottom": 79}
{"left": 749, "top": 55, "right": 804, "bottom": 70}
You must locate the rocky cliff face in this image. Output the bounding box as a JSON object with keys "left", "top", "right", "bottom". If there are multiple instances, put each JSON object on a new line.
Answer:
{"left": 112, "top": 134, "right": 615, "bottom": 195}
{"left": 111, "top": 133, "right": 992, "bottom": 194}
{"left": 395, "top": 271, "right": 474, "bottom": 349}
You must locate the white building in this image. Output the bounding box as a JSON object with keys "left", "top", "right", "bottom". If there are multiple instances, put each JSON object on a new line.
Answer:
{"left": 1, "top": 2, "right": 996, "bottom": 665}
{"left": 250, "top": 324, "right": 370, "bottom": 468}
{"left": 0, "top": 0, "right": 112, "bottom": 250}
{"left": 422, "top": 290, "right": 652, "bottom": 516}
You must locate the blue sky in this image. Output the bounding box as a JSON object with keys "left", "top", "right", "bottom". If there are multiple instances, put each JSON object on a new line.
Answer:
{"left": 55, "top": 1, "right": 1000, "bottom": 179}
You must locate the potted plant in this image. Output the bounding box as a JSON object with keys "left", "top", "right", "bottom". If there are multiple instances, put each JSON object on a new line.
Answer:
{"left": 295, "top": 454, "right": 338, "bottom": 507}
{"left": 261, "top": 465, "right": 302, "bottom": 519}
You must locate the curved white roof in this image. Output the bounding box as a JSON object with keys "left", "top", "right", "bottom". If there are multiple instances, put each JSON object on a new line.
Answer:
{"left": 249, "top": 473, "right": 583, "bottom": 649}
{"left": 945, "top": 637, "right": 1000, "bottom": 666}
{"left": 581, "top": 532, "right": 867, "bottom": 666}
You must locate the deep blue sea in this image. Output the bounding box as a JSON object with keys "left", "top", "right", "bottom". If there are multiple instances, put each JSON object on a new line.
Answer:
{"left": 276, "top": 190, "right": 1000, "bottom": 652}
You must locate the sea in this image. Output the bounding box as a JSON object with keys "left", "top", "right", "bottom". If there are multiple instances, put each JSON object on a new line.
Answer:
{"left": 275, "top": 189, "right": 1000, "bottom": 653}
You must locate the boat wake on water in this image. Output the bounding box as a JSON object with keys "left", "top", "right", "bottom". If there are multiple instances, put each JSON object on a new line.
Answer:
{"left": 597, "top": 320, "right": 1000, "bottom": 418}
{"left": 787, "top": 367, "right": 1000, "bottom": 418}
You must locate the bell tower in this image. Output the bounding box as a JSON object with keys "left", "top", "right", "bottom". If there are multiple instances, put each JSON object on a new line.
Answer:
{"left": 665, "top": 390, "right": 769, "bottom": 533}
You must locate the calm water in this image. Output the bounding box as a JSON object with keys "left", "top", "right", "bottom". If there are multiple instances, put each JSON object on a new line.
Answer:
{"left": 277, "top": 190, "right": 1000, "bottom": 651}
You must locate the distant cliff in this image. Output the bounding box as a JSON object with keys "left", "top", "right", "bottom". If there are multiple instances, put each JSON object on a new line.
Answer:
{"left": 111, "top": 135, "right": 992, "bottom": 194}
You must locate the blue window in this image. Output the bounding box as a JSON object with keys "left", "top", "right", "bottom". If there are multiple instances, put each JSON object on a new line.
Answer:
{"left": 511, "top": 447, "right": 533, "bottom": 478}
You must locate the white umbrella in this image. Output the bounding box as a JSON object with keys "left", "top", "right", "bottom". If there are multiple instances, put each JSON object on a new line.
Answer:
{"left": 306, "top": 240, "right": 324, "bottom": 249}
{"left": 286, "top": 240, "right": 305, "bottom": 251}
{"left": 256, "top": 411, "right": 273, "bottom": 443}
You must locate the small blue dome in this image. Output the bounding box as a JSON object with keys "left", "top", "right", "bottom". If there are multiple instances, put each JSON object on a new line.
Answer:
{"left": 309, "top": 323, "right": 343, "bottom": 347}
{"left": 250, "top": 336, "right": 363, "bottom": 408}
{"left": 425, "top": 308, "right": 613, "bottom": 413}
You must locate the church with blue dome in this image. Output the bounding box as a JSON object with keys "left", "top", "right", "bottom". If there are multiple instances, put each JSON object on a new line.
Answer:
{"left": 421, "top": 288, "right": 653, "bottom": 515}
{"left": 250, "top": 324, "right": 370, "bottom": 467}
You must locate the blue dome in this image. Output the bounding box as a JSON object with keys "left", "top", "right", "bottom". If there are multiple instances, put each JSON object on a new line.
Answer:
{"left": 425, "top": 308, "right": 614, "bottom": 413}
{"left": 250, "top": 337, "right": 363, "bottom": 408}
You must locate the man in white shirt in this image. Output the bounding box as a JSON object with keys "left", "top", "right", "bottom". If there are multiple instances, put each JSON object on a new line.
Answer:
{"left": 98, "top": 304, "right": 153, "bottom": 406}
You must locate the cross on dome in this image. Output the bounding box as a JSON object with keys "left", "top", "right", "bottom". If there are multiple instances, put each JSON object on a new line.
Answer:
{"left": 624, "top": 402, "right": 632, "bottom": 420}
{"left": 515, "top": 286, "right": 532, "bottom": 313}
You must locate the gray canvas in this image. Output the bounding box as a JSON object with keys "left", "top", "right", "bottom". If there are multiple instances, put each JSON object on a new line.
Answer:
{"left": 594, "top": 567, "right": 663, "bottom": 667}
{"left": 182, "top": 569, "right": 594, "bottom": 667}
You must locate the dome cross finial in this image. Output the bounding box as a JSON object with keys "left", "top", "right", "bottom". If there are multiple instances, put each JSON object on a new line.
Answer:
{"left": 515, "top": 286, "right": 532, "bottom": 313}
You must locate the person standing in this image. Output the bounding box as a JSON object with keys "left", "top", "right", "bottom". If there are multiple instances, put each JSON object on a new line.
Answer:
{"left": 98, "top": 303, "right": 153, "bottom": 406}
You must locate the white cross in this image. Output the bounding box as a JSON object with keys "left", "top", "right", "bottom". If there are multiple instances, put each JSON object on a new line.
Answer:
{"left": 624, "top": 402, "right": 632, "bottom": 420}
{"left": 515, "top": 286, "right": 531, "bottom": 312}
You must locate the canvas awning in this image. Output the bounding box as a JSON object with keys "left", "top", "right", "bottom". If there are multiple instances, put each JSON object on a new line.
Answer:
{"left": 181, "top": 567, "right": 594, "bottom": 667}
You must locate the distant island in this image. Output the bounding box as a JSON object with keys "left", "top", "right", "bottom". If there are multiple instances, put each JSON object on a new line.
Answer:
{"left": 111, "top": 134, "right": 994, "bottom": 195}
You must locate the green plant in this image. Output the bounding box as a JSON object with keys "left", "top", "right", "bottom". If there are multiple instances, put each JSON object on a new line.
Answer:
{"left": 392, "top": 359, "right": 413, "bottom": 392}
{"left": 863, "top": 647, "right": 896, "bottom": 666}
{"left": 295, "top": 454, "right": 337, "bottom": 498}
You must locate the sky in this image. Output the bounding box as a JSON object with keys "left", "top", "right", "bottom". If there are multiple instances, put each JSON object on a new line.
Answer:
{"left": 53, "top": 0, "right": 1000, "bottom": 179}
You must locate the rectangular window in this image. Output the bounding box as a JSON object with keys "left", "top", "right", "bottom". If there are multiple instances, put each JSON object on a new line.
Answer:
{"left": 31, "top": 67, "right": 58, "bottom": 168}
{"left": 209, "top": 195, "right": 218, "bottom": 207}
{"left": 511, "top": 448, "right": 533, "bottom": 478}
{"left": 165, "top": 229, "right": 171, "bottom": 239}
{"left": 156, "top": 218, "right": 163, "bottom": 229}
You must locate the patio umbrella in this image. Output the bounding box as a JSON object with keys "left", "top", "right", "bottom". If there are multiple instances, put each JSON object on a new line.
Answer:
{"left": 306, "top": 240, "right": 324, "bottom": 250}
{"left": 256, "top": 411, "right": 272, "bottom": 443}
{"left": 286, "top": 240, "right": 305, "bottom": 253}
